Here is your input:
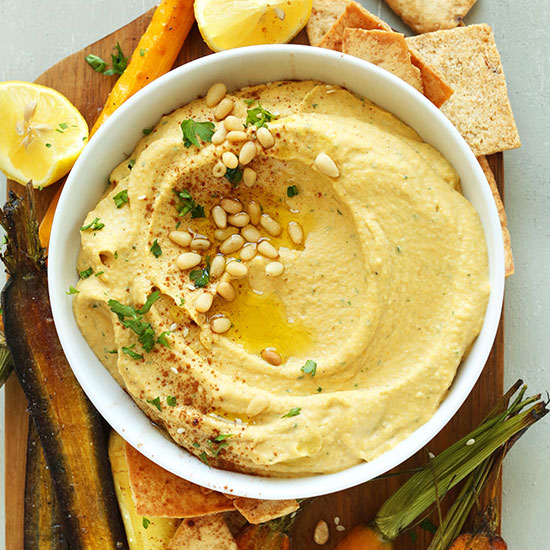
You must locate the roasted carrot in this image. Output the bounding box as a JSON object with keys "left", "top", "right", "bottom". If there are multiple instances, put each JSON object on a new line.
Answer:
{"left": 449, "top": 533, "right": 507, "bottom": 550}
{"left": 38, "top": 0, "right": 195, "bottom": 248}
{"left": 336, "top": 524, "right": 393, "bottom": 550}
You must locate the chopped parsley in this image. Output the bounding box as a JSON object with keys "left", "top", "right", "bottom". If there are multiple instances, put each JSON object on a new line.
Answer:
{"left": 224, "top": 166, "right": 243, "bottom": 187}
{"left": 243, "top": 98, "right": 256, "bottom": 106}
{"left": 45, "top": 143, "right": 52, "bottom": 148}
{"left": 206, "top": 434, "right": 233, "bottom": 458}
{"left": 113, "top": 189, "right": 129, "bottom": 208}
{"left": 139, "top": 48, "right": 148, "bottom": 57}
{"left": 142, "top": 127, "right": 152, "bottom": 135}
{"left": 199, "top": 452, "right": 211, "bottom": 467}
{"left": 94, "top": 271, "right": 104, "bottom": 277}
{"left": 127, "top": 159, "right": 136, "bottom": 170}
{"left": 150, "top": 239, "right": 162, "bottom": 257}
{"left": 316, "top": 387, "right": 323, "bottom": 393}
{"left": 85, "top": 43, "right": 128, "bottom": 75}
{"left": 66, "top": 286, "right": 80, "bottom": 295}
{"left": 246, "top": 103, "right": 276, "bottom": 128}
{"left": 281, "top": 407, "right": 301, "bottom": 418}
{"left": 287, "top": 185, "right": 299, "bottom": 198}
{"left": 157, "top": 331, "right": 171, "bottom": 348}
{"left": 189, "top": 256, "right": 211, "bottom": 288}
{"left": 173, "top": 189, "right": 205, "bottom": 219}
{"left": 167, "top": 395, "right": 177, "bottom": 406}
{"left": 79, "top": 267, "right": 93, "bottom": 279}
{"left": 122, "top": 345, "right": 143, "bottom": 360}
{"left": 180, "top": 119, "right": 215, "bottom": 148}
{"left": 84, "top": 54, "right": 107, "bottom": 73}
{"left": 147, "top": 396, "right": 162, "bottom": 411}
{"left": 80, "top": 217, "right": 105, "bottom": 231}
{"left": 300, "top": 359, "right": 317, "bottom": 377}
{"left": 142, "top": 518, "right": 150, "bottom": 529}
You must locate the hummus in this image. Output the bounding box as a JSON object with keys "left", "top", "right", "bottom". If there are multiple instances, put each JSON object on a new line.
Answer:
{"left": 74, "top": 80, "right": 490, "bottom": 476}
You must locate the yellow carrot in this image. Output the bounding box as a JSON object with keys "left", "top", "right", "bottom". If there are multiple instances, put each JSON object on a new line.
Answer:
{"left": 336, "top": 524, "right": 393, "bottom": 550}
{"left": 39, "top": 0, "right": 195, "bottom": 248}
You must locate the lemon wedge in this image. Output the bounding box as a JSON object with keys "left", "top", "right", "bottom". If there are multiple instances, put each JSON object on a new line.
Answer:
{"left": 195, "top": 0, "right": 312, "bottom": 52}
{"left": 0, "top": 81, "right": 88, "bottom": 188}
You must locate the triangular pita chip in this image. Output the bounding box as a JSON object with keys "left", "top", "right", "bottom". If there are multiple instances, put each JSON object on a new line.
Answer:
{"left": 385, "top": 0, "right": 478, "bottom": 34}
{"left": 343, "top": 29, "right": 423, "bottom": 93}
{"left": 125, "top": 443, "right": 234, "bottom": 518}
{"left": 318, "top": 1, "right": 392, "bottom": 52}
{"left": 167, "top": 515, "right": 237, "bottom": 550}
{"left": 407, "top": 24, "right": 521, "bottom": 156}
{"left": 306, "top": 0, "right": 349, "bottom": 47}
{"left": 477, "top": 156, "right": 514, "bottom": 277}
{"left": 233, "top": 497, "right": 300, "bottom": 524}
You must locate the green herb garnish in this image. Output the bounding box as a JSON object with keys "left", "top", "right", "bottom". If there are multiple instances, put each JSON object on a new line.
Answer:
{"left": 113, "top": 189, "right": 129, "bottom": 208}
{"left": 142, "top": 128, "right": 152, "bottom": 135}
{"left": 199, "top": 452, "right": 211, "bottom": 467}
{"left": 224, "top": 166, "right": 243, "bottom": 187}
{"left": 243, "top": 98, "right": 256, "bottom": 106}
{"left": 66, "top": 286, "right": 80, "bottom": 295}
{"left": 287, "top": 185, "right": 299, "bottom": 198}
{"left": 127, "top": 159, "right": 135, "bottom": 170}
{"left": 142, "top": 518, "right": 150, "bottom": 529}
{"left": 189, "top": 256, "right": 210, "bottom": 288}
{"left": 157, "top": 331, "right": 171, "bottom": 348}
{"left": 84, "top": 54, "right": 107, "bottom": 73}
{"left": 80, "top": 217, "right": 105, "bottom": 231}
{"left": 246, "top": 103, "right": 276, "bottom": 128}
{"left": 45, "top": 143, "right": 52, "bottom": 148}
{"left": 282, "top": 407, "right": 301, "bottom": 418}
{"left": 180, "top": 119, "right": 215, "bottom": 148}
{"left": 147, "top": 396, "right": 162, "bottom": 411}
{"left": 85, "top": 43, "right": 128, "bottom": 76}
{"left": 150, "top": 239, "right": 162, "bottom": 257}
{"left": 173, "top": 189, "right": 205, "bottom": 219}
{"left": 300, "top": 359, "right": 317, "bottom": 377}
{"left": 167, "top": 395, "right": 177, "bottom": 407}
{"left": 122, "top": 345, "right": 143, "bottom": 360}
{"left": 79, "top": 267, "right": 93, "bottom": 279}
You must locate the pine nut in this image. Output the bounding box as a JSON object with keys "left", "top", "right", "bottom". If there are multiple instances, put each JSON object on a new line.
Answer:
{"left": 220, "top": 234, "right": 244, "bottom": 254}
{"left": 212, "top": 161, "right": 227, "bottom": 178}
{"left": 257, "top": 126, "right": 275, "bottom": 148}
{"left": 221, "top": 198, "right": 242, "bottom": 214}
{"left": 222, "top": 151, "right": 239, "bottom": 169}
{"left": 257, "top": 240, "right": 278, "bottom": 259}
{"left": 223, "top": 115, "right": 244, "bottom": 131}
{"left": 313, "top": 520, "right": 329, "bottom": 545}
{"left": 228, "top": 212, "right": 250, "bottom": 227}
{"left": 210, "top": 255, "right": 226, "bottom": 278}
{"left": 190, "top": 238, "right": 210, "bottom": 251}
{"left": 214, "top": 97, "right": 234, "bottom": 120}
{"left": 241, "top": 224, "right": 261, "bottom": 242}
{"left": 260, "top": 214, "right": 282, "bottom": 236}
{"left": 169, "top": 230, "right": 192, "bottom": 247}
{"left": 217, "top": 281, "right": 236, "bottom": 301}
{"left": 243, "top": 167, "right": 257, "bottom": 187}
{"left": 206, "top": 82, "right": 227, "bottom": 108}
{"left": 288, "top": 221, "right": 304, "bottom": 245}
{"left": 211, "top": 126, "right": 228, "bottom": 145}
{"left": 214, "top": 227, "right": 239, "bottom": 241}
{"left": 211, "top": 316, "right": 231, "bottom": 334}
{"left": 227, "top": 130, "right": 248, "bottom": 143}
{"left": 261, "top": 348, "right": 282, "bottom": 366}
{"left": 239, "top": 141, "right": 257, "bottom": 165}
{"left": 240, "top": 243, "right": 257, "bottom": 261}
{"left": 177, "top": 252, "right": 201, "bottom": 270}
{"left": 265, "top": 261, "right": 284, "bottom": 277}
{"left": 246, "top": 394, "right": 270, "bottom": 417}
{"left": 195, "top": 292, "right": 214, "bottom": 313}
{"left": 315, "top": 152, "right": 339, "bottom": 177}
{"left": 247, "top": 201, "right": 261, "bottom": 225}
{"left": 212, "top": 205, "right": 227, "bottom": 229}
{"left": 226, "top": 260, "right": 248, "bottom": 279}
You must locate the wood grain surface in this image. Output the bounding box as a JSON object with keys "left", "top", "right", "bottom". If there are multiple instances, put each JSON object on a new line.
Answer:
{"left": 5, "top": 9, "right": 504, "bottom": 549}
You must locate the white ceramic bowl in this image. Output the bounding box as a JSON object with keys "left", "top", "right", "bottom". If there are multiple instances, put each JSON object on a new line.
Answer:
{"left": 48, "top": 45, "right": 504, "bottom": 500}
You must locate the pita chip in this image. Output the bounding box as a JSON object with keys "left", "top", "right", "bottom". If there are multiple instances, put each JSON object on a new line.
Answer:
{"left": 477, "top": 156, "right": 514, "bottom": 277}
{"left": 385, "top": 0, "right": 478, "bottom": 34}
{"left": 167, "top": 515, "right": 237, "bottom": 550}
{"left": 125, "top": 443, "right": 234, "bottom": 518}
{"left": 306, "top": 0, "right": 349, "bottom": 47}
{"left": 407, "top": 24, "right": 521, "bottom": 156}
{"left": 318, "top": 1, "right": 392, "bottom": 52}
{"left": 343, "top": 29, "right": 423, "bottom": 93}
{"left": 233, "top": 497, "right": 299, "bottom": 524}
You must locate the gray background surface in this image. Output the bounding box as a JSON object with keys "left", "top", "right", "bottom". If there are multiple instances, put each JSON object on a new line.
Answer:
{"left": 1, "top": 0, "right": 548, "bottom": 548}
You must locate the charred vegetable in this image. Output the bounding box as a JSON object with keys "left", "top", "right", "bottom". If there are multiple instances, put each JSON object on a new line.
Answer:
{"left": 0, "top": 186, "right": 128, "bottom": 549}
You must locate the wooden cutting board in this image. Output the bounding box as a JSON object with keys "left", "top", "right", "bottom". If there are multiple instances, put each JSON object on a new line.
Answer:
{"left": 5, "top": 9, "right": 504, "bottom": 550}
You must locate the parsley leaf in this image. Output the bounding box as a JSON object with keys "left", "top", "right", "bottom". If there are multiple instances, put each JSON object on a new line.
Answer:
{"left": 300, "top": 359, "right": 317, "bottom": 377}
{"left": 103, "top": 42, "right": 128, "bottom": 75}
{"left": 189, "top": 257, "right": 211, "bottom": 288}
{"left": 142, "top": 518, "right": 151, "bottom": 529}
{"left": 138, "top": 291, "right": 161, "bottom": 314}
{"left": 122, "top": 345, "right": 143, "bottom": 360}
{"left": 180, "top": 119, "right": 215, "bottom": 148}
{"left": 80, "top": 217, "right": 105, "bottom": 231}
{"left": 113, "top": 189, "right": 129, "bottom": 208}
{"left": 66, "top": 286, "right": 80, "bottom": 295}
{"left": 287, "top": 185, "right": 299, "bottom": 198}
{"left": 207, "top": 434, "right": 233, "bottom": 457}
{"left": 84, "top": 54, "right": 107, "bottom": 73}
{"left": 79, "top": 267, "right": 93, "bottom": 279}
{"left": 281, "top": 407, "right": 301, "bottom": 418}
{"left": 243, "top": 98, "right": 256, "bottom": 106}
{"left": 167, "top": 395, "right": 177, "bottom": 406}
{"left": 213, "top": 434, "right": 233, "bottom": 442}
{"left": 150, "top": 239, "right": 162, "bottom": 257}
{"left": 147, "top": 396, "right": 162, "bottom": 411}
{"left": 224, "top": 167, "right": 243, "bottom": 188}
{"left": 157, "top": 331, "right": 171, "bottom": 348}
{"left": 142, "top": 128, "right": 152, "bottom": 135}
{"left": 199, "top": 452, "right": 211, "bottom": 467}
{"left": 173, "top": 189, "right": 205, "bottom": 219}
{"left": 127, "top": 159, "right": 136, "bottom": 170}
{"left": 246, "top": 103, "right": 276, "bottom": 128}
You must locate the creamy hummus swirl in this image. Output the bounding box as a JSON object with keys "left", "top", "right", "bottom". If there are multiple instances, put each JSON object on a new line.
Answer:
{"left": 74, "top": 81, "right": 490, "bottom": 476}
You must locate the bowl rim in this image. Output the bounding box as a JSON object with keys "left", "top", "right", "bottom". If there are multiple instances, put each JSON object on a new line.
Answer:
{"left": 48, "top": 44, "right": 504, "bottom": 500}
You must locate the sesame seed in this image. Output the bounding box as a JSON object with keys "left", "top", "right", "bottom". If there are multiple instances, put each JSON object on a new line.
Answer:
{"left": 183, "top": 328, "right": 190, "bottom": 337}
{"left": 137, "top": 194, "right": 147, "bottom": 200}
{"left": 169, "top": 323, "right": 177, "bottom": 331}
{"left": 177, "top": 428, "right": 184, "bottom": 434}
{"left": 171, "top": 367, "right": 178, "bottom": 374}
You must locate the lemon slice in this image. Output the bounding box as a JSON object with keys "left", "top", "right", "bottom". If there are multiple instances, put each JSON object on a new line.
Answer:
{"left": 0, "top": 81, "right": 88, "bottom": 188}
{"left": 195, "top": 0, "right": 312, "bottom": 52}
